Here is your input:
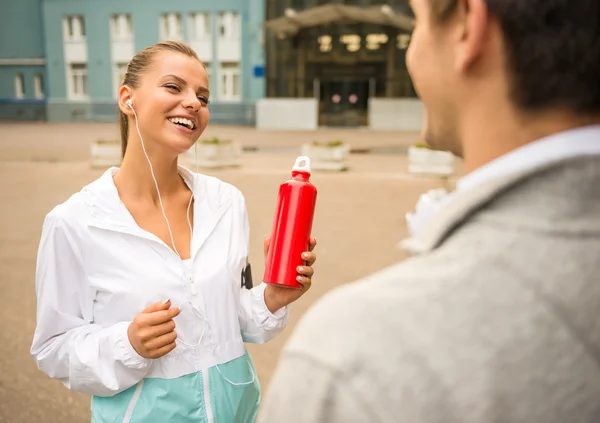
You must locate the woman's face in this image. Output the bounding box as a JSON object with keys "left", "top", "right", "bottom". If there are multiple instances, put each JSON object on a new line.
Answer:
{"left": 128, "top": 50, "right": 210, "bottom": 155}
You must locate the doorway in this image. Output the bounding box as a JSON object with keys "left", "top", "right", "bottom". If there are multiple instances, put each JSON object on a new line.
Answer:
{"left": 318, "top": 78, "right": 370, "bottom": 127}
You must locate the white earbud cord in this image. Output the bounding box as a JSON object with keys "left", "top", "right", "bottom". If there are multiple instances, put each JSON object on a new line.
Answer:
{"left": 130, "top": 104, "right": 192, "bottom": 258}
{"left": 130, "top": 104, "right": 254, "bottom": 385}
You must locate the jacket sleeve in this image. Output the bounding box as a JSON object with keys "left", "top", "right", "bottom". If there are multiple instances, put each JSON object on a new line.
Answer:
{"left": 237, "top": 196, "right": 289, "bottom": 344}
{"left": 30, "top": 211, "right": 152, "bottom": 396}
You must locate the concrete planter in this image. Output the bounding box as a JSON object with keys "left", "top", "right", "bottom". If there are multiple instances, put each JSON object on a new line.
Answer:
{"left": 408, "top": 146, "right": 454, "bottom": 176}
{"left": 91, "top": 140, "right": 121, "bottom": 168}
{"left": 183, "top": 140, "right": 242, "bottom": 169}
{"left": 300, "top": 142, "right": 350, "bottom": 171}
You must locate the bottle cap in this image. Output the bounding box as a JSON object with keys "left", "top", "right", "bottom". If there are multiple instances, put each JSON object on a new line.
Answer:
{"left": 292, "top": 156, "right": 311, "bottom": 173}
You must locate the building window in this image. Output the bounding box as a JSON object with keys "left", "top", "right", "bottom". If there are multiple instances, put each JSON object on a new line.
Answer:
{"left": 366, "top": 33, "right": 388, "bottom": 51}
{"left": 110, "top": 14, "right": 133, "bottom": 41}
{"left": 189, "top": 13, "right": 210, "bottom": 40}
{"left": 340, "top": 34, "right": 361, "bottom": 52}
{"left": 217, "top": 12, "right": 240, "bottom": 39}
{"left": 219, "top": 62, "right": 240, "bottom": 101}
{"left": 397, "top": 34, "right": 411, "bottom": 50}
{"left": 63, "top": 15, "right": 86, "bottom": 41}
{"left": 160, "top": 13, "right": 182, "bottom": 41}
{"left": 68, "top": 63, "right": 89, "bottom": 99}
{"left": 14, "top": 73, "right": 24, "bottom": 99}
{"left": 318, "top": 35, "right": 332, "bottom": 52}
{"left": 113, "top": 63, "right": 128, "bottom": 98}
{"left": 34, "top": 74, "right": 44, "bottom": 99}
{"left": 204, "top": 62, "right": 212, "bottom": 79}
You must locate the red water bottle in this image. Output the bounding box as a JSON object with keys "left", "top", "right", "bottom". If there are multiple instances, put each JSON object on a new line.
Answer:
{"left": 264, "top": 156, "right": 317, "bottom": 289}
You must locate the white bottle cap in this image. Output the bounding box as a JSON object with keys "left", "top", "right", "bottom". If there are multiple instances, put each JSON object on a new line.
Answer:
{"left": 292, "top": 156, "right": 311, "bottom": 173}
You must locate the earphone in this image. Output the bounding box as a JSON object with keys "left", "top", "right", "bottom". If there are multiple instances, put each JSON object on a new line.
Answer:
{"left": 127, "top": 98, "right": 191, "bottom": 258}
{"left": 128, "top": 98, "right": 254, "bottom": 385}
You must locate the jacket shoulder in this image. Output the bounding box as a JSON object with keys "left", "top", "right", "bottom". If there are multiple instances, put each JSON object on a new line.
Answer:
{"left": 195, "top": 173, "right": 246, "bottom": 206}
{"left": 44, "top": 176, "right": 104, "bottom": 232}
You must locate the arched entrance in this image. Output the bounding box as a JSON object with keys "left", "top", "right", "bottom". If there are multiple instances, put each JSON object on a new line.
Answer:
{"left": 264, "top": 3, "right": 416, "bottom": 128}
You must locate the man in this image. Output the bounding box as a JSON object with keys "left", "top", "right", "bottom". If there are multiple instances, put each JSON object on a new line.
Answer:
{"left": 260, "top": 0, "right": 600, "bottom": 422}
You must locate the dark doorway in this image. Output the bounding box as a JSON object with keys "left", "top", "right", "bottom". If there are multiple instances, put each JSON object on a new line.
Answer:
{"left": 318, "top": 78, "right": 370, "bottom": 127}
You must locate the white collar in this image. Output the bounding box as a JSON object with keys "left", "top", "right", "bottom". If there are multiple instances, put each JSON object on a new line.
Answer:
{"left": 405, "top": 124, "right": 600, "bottom": 246}
{"left": 456, "top": 124, "right": 600, "bottom": 193}
{"left": 85, "top": 165, "right": 208, "bottom": 226}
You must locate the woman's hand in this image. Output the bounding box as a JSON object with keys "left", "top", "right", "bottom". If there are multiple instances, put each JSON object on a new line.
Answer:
{"left": 127, "top": 300, "right": 181, "bottom": 359}
{"left": 263, "top": 236, "right": 317, "bottom": 313}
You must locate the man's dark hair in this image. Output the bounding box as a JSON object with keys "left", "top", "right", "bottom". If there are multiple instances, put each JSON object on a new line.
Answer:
{"left": 429, "top": 0, "right": 600, "bottom": 114}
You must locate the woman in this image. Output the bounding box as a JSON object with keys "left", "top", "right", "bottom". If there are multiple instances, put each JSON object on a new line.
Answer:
{"left": 30, "top": 41, "right": 316, "bottom": 423}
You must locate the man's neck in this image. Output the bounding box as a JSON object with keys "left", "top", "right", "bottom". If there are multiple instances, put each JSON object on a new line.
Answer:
{"left": 461, "top": 105, "right": 600, "bottom": 173}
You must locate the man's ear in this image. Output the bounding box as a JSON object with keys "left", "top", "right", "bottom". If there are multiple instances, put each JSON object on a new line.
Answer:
{"left": 118, "top": 85, "right": 134, "bottom": 116}
{"left": 455, "top": 0, "right": 489, "bottom": 73}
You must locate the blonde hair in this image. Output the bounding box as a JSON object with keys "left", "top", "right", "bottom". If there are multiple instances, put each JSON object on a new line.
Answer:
{"left": 118, "top": 41, "right": 202, "bottom": 158}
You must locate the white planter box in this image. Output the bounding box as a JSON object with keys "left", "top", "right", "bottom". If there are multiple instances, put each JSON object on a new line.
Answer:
{"left": 91, "top": 140, "right": 121, "bottom": 168}
{"left": 183, "top": 141, "right": 242, "bottom": 169}
{"left": 300, "top": 143, "right": 350, "bottom": 171}
{"left": 408, "top": 146, "right": 455, "bottom": 176}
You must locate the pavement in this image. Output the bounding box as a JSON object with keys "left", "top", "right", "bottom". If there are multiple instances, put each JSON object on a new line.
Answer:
{"left": 0, "top": 121, "right": 462, "bottom": 422}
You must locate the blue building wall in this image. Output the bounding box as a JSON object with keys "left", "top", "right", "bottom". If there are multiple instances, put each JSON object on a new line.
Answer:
{"left": 0, "top": 66, "right": 47, "bottom": 120}
{"left": 0, "top": 0, "right": 47, "bottom": 120}
{"left": 0, "top": 0, "right": 45, "bottom": 59}
{"left": 42, "top": 0, "right": 266, "bottom": 124}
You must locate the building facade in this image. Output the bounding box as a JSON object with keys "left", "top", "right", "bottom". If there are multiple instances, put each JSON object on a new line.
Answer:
{"left": 1, "top": 0, "right": 420, "bottom": 128}
{"left": 0, "top": 0, "right": 47, "bottom": 120}
{"left": 258, "top": 0, "right": 421, "bottom": 130}
{"left": 0, "top": 0, "right": 264, "bottom": 124}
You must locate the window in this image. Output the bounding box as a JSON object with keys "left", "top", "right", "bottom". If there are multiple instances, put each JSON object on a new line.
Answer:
{"left": 34, "top": 74, "right": 44, "bottom": 99}
{"left": 217, "top": 12, "right": 240, "bottom": 39}
{"left": 110, "top": 14, "right": 133, "bottom": 41}
{"left": 397, "top": 34, "right": 411, "bottom": 50}
{"left": 113, "top": 63, "right": 128, "bottom": 98}
{"left": 68, "top": 63, "right": 89, "bottom": 99}
{"left": 340, "top": 34, "right": 361, "bottom": 52}
{"left": 366, "top": 33, "right": 388, "bottom": 51}
{"left": 64, "top": 15, "right": 86, "bottom": 41}
{"left": 318, "top": 35, "right": 332, "bottom": 52}
{"left": 189, "top": 13, "right": 210, "bottom": 40}
{"left": 160, "top": 13, "right": 182, "bottom": 40}
{"left": 219, "top": 62, "right": 240, "bottom": 101}
{"left": 14, "top": 73, "right": 24, "bottom": 99}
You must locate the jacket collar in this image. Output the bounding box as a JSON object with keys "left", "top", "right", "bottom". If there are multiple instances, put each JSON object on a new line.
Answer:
{"left": 401, "top": 154, "right": 600, "bottom": 255}
{"left": 84, "top": 165, "right": 231, "bottom": 258}
{"left": 402, "top": 125, "right": 600, "bottom": 255}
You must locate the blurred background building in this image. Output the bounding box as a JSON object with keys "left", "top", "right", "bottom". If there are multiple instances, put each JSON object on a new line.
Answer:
{"left": 0, "top": 0, "right": 420, "bottom": 130}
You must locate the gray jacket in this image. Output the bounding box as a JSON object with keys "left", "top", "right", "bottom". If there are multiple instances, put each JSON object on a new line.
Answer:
{"left": 259, "top": 155, "right": 600, "bottom": 423}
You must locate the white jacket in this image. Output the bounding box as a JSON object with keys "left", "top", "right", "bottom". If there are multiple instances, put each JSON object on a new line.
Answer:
{"left": 30, "top": 167, "right": 288, "bottom": 402}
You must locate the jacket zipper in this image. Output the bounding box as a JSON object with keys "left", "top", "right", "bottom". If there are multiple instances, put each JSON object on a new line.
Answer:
{"left": 91, "top": 222, "right": 215, "bottom": 422}
{"left": 182, "top": 261, "right": 213, "bottom": 423}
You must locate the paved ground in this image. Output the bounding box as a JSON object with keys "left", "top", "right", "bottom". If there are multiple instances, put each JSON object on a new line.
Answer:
{"left": 0, "top": 122, "right": 462, "bottom": 422}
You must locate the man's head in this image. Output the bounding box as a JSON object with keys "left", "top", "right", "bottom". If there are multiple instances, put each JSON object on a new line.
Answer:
{"left": 407, "top": 0, "right": 600, "bottom": 158}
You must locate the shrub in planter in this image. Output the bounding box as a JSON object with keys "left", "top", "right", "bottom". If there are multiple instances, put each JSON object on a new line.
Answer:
{"left": 300, "top": 139, "right": 350, "bottom": 171}
{"left": 182, "top": 137, "right": 242, "bottom": 169}
{"left": 408, "top": 142, "right": 454, "bottom": 176}
{"left": 90, "top": 139, "right": 121, "bottom": 168}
